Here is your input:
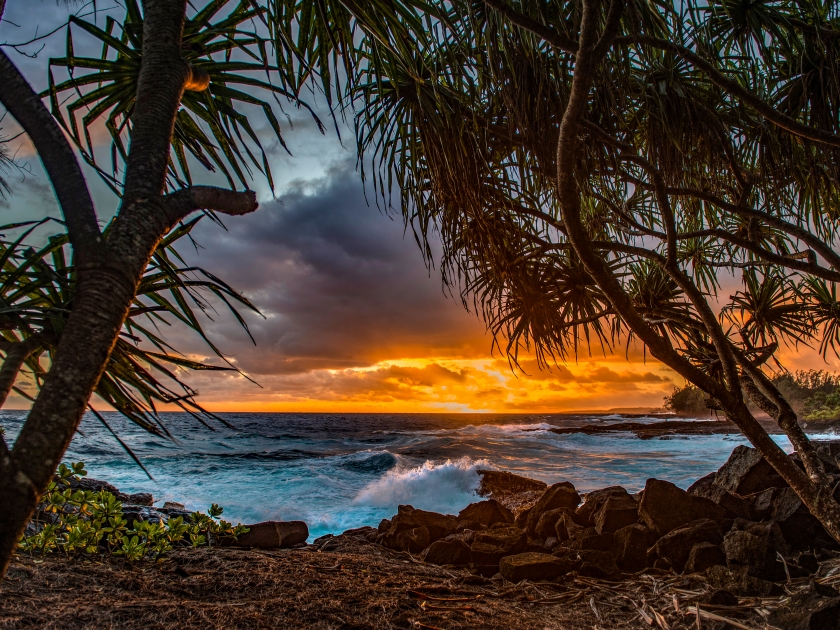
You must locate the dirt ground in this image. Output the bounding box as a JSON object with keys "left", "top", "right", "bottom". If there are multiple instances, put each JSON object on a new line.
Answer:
{"left": 0, "top": 534, "right": 784, "bottom": 630}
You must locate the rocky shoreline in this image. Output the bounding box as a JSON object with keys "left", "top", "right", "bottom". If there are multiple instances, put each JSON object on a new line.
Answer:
{"left": 9, "top": 441, "right": 840, "bottom": 628}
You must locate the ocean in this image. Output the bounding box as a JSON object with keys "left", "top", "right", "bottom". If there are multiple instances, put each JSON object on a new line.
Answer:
{"left": 0, "top": 411, "right": 809, "bottom": 540}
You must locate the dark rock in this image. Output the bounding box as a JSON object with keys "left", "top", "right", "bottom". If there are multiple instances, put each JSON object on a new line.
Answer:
{"left": 378, "top": 518, "right": 391, "bottom": 534}
{"left": 731, "top": 519, "right": 790, "bottom": 556}
{"left": 795, "top": 551, "right": 820, "bottom": 575}
{"left": 499, "top": 552, "right": 572, "bottom": 582}
{"left": 703, "top": 589, "right": 738, "bottom": 606}
{"left": 768, "top": 487, "right": 838, "bottom": 552}
{"left": 378, "top": 505, "right": 457, "bottom": 549}
{"left": 686, "top": 472, "right": 716, "bottom": 496}
{"left": 613, "top": 524, "right": 653, "bottom": 572}
{"left": 523, "top": 539, "right": 552, "bottom": 554}
{"left": 227, "top": 520, "right": 309, "bottom": 549}
{"left": 128, "top": 493, "right": 154, "bottom": 507}
{"left": 470, "top": 525, "right": 527, "bottom": 566}
{"left": 689, "top": 483, "right": 752, "bottom": 520}
{"left": 458, "top": 499, "right": 513, "bottom": 528}
{"left": 395, "top": 526, "right": 431, "bottom": 553}
{"left": 578, "top": 550, "right": 621, "bottom": 581}
{"left": 768, "top": 581, "right": 840, "bottom": 630}
{"left": 555, "top": 510, "right": 587, "bottom": 542}
{"left": 594, "top": 495, "right": 639, "bottom": 534}
{"left": 520, "top": 482, "right": 581, "bottom": 534}
{"left": 574, "top": 530, "right": 615, "bottom": 553}
{"left": 706, "top": 565, "right": 784, "bottom": 597}
{"left": 342, "top": 526, "right": 378, "bottom": 542}
{"left": 685, "top": 543, "right": 726, "bottom": 573}
{"left": 477, "top": 470, "right": 548, "bottom": 497}
{"left": 122, "top": 507, "right": 171, "bottom": 528}
{"left": 723, "top": 529, "right": 784, "bottom": 581}
{"left": 652, "top": 519, "right": 723, "bottom": 573}
{"left": 713, "top": 445, "right": 787, "bottom": 495}
{"left": 639, "top": 479, "right": 727, "bottom": 537}
{"left": 535, "top": 508, "right": 569, "bottom": 540}
{"left": 544, "top": 536, "right": 560, "bottom": 550}
{"left": 750, "top": 487, "right": 778, "bottom": 521}
{"left": 456, "top": 520, "right": 486, "bottom": 533}
{"left": 445, "top": 530, "right": 477, "bottom": 545}
{"left": 422, "top": 539, "right": 472, "bottom": 565}
{"left": 575, "top": 487, "right": 630, "bottom": 526}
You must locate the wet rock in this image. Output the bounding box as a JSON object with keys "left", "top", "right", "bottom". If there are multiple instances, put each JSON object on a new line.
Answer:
{"left": 396, "top": 526, "right": 431, "bottom": 553}
{"left": 379, "top": 505, "right": 457, "bottom": 549}
{"left": 723, "top": 529, "right": 784, "bottom": 581}
{"left": 422, "top": 539, "right": 472, "bottom": 565}
{"left": 594, "top": 495, "right": 639, "bottom": 534}
{"left": 613, "top": 524, "right": 653, "bottom": 573}
{"left": 518, "top": 482, "right": 581, "bottom": 534}
{"left": 499, "top": 552, "right": 571, "bottom": 582}
{"left": 458, "top": 499, "right": 513, "bottom": 528}
{"left": 639, "top": 479, "right": 727, "bottom": 537}
{"left": 575, "top": 487, "right": 630, "bottom": 526}
{"left": 685, "top": 543, "right": 726, "bottom": 573}
{"left": 652, "top": 519, "right": 723, "bottom": 573}
{"left": 470, "top": 524, "right": 527, "bottom": 566}
{"left": 535, "top": 508, "right": 569, "bottom": 540}
{"left": 578, "top": 550, "right": 621, "bottom": 581}
{"left": 767, "top": 581, "right": 840, "bottom": 630}
{"left": 713, "top": 445, "right": 787, "bottom": 495}
{"left": 228, "top": 520, "right": 309, "bottom": 549}
{"left": 477, "top": 470, "right": 547, "bottom": 497}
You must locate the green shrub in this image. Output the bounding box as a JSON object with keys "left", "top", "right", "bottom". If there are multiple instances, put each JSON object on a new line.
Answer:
{"left": 18, "top": 462, "right": 248, "bottom": 560}
{"left": 803, "top": 390, "right": 840, "bottom": 423}
{"left": 664, "top": 384, "right": 708, "bottom": 415}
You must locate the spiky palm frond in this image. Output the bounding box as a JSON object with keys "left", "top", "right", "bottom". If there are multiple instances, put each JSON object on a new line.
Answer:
{"left": 0, "top": 220, "right": 259, "bottom": 434}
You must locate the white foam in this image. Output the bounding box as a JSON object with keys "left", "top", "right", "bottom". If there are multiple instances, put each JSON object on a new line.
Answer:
{"left": 352, "top": 456, "right": 495, "bottom": 514}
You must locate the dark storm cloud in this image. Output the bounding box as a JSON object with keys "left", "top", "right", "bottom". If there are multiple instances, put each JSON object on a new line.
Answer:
{"left": 179, "top": 163, "right": 489, "bottom": 375}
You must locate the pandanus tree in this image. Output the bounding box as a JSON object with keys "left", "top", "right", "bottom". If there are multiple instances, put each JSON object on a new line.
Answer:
{"left": 293, "top": 0, "right": 840, "bottom": 538}
{"left": 0, "top": 0, "right": 330, "bottom": 576}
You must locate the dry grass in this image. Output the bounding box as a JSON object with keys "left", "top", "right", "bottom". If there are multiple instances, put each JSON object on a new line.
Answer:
{"left": 1, "top": 533, "right": 821, "bottom": 629}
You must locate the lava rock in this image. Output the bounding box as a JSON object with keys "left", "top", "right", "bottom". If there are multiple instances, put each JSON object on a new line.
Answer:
{"left": 458, "top": 499, "right": 513, "bottom": 528}
{"left": 713, "top": 445, "right": 788, "bottom": 495}
{"left": 396, "top": 526, "right": 431, "bottom": 553}
{"left": 574, "top": 530, "right": 615, "bottom": 553}
{"left": 652, "top": 519, "right": 723, "bottom": 573}
{"left": 575, "top": 487, "right": 630, "bottom": 526}
{"left": 768, "top": 581, "right": 840, "bottom": 630}
{"left": 685, "top": 543, "right": 726, "bottom": 573}
{"left": 499, "top": 552, "right": 572, "bottom": 582}
{"left": 768, "top": 487, "right": 838, "bottom": 552}
{"left": 613, "top": 524, "right": 653, "bottom": 573}
{"left": 578, "top": 550, "right": 621, "bottom": 581}
{"left": 723, "top": 529, "right": 783, "bottom": 581}
{"left": 378, "top": 518, "right": 392, "bottom": 534}
{"left": 706, "top": 565, "right": 784, "bottom": 597}
{"left": 594, "top": 495, "right": 639, "bottom": 534}
{"left": 477, "top": 470, "right": 548, "bottom": 497}
{"left": 379, "top": 505, "right": 457, "bottom": 549}
{"left": 470, "top": 524, "right": 527, "bottom": 566}
{"left": 227, "top": 520, "right": 309, "bottom": 549}
{"left": 535, "top": 508, "right": 569, "bottom": 541}
{"left": 519, "top": 482, "right": 581, "bottom": 534}
{"left": 422, "top": 539, "right": 472, "bottom": 565}
{"left": 688, "top": 482, "right": 752, "bottom": 520}
{"left": 639, "top": 479, "right": 727, "bottom": 537}
{"left": 555, "top": 510, "right": 587, "bottom": 542}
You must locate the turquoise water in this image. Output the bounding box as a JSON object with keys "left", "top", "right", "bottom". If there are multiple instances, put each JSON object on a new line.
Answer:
{"left": 0, "top": 412, "right": 803, "bottom": 540}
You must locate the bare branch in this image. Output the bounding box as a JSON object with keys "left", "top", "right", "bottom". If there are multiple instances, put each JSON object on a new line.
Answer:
{"left": 0, "top": 338, "right": 40, "bottom": 409}
{"left": 163, "top": 187, "right": 259, "bottom": 228}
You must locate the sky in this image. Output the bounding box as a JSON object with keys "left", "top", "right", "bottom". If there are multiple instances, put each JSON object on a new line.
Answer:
{"left": 0, "top": 3, "right": 837, "bottom": 414}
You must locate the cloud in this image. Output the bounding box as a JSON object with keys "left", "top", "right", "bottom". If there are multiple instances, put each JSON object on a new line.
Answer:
{"left": 176, "top": 163, "right": 490, "bottom": 376}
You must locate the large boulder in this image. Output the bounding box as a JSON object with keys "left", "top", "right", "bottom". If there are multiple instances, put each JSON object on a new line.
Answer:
{"left": 396, "top": 526, "right": 430, "bottom": 553}
{"left": 555, "top": 510, "right": 587, "bottom": 542}
{"left": 594, "top": 495, "right": 639, "bottom": 534}
{"left": 767, "top": 487, "right": 837, "bottom": 552}
{"left": 706, "top": 565, "right": 783, "bottom": 597}
{"left": 613, "top": 524, "right": 654, "bottom": 573}
{"left": 713, "top": 446, "right": 788, "bottom": 495}
{"left": 422, "top": 539, "right": 472, "bottom": 565}
{"left": 227, "top": 520, "right": 309, "bottom": 549}
{"left": 575, "top": 487, "right": 631, "bottom": 526}
{"left": 458, "top": 499, "right": 513, "bottom": 528}
{"left": 685, "top": 543, "right": 726, "bottom": 573}
{"left": 378, "top": 505, "right": 457, "bottom": 549}
{"left": 518, "top": 482, "right": 581, "bottom": 534}
{"left": 639, "top": 479, "right": 727, "bottom": 537}
{"left": 723, "top": 529, "right": 783, "bottom": 581}
{"left": 499, "top": 552, "right": 572, "bottom": 582}
{"left": 652, "top": 519, "right": 723, "bottom": 573}
{"left": 573, "top": 529, "right": 615, "bottom": 553}
{"left": 578, "top": 550, "right": 621, "bottom": 581}
{"left": 534, "top": 508, "right": 569, "bottom": 541}
{"left": 689, "top": 480, "right": 752, "bottom": 520}
{"left": 470, "top": 524, "right": 527, "bottom": 566}
{"left": 477, "top": 470, "right": 547, "bottom": 497}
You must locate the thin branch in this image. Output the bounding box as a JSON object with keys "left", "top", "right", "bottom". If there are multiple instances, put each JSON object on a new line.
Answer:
{"left": 0, "top": 337, "right": 41, "bottom": 408}
{"left": 482, "top": 0, "right": 578, "bottom": 52}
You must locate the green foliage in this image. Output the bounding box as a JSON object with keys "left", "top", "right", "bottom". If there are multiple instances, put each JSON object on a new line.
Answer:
{"left": 804, "top": 390, "right": 840, "bottom": 423}
{"left": 664, "top": 384, "right": 708, "bottom": 416}
{"left": 18, "top": 462, "right": 248, "bottom": 560}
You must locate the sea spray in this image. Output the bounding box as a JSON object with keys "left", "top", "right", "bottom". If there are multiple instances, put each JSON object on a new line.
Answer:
{"left": 353, "top": 456, "right": 495, "bottom": 514}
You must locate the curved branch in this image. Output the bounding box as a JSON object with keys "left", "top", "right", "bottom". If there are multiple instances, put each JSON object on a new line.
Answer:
{"left": 0, "top": 51, "right": 102, "bottom": 264}
{"left": 482, "top": 0, "right": 578, "bottom": 52}
{"left": 163, "top": 187, "right": 259, "bottom": 229}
